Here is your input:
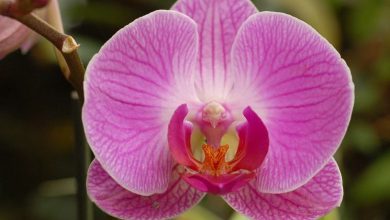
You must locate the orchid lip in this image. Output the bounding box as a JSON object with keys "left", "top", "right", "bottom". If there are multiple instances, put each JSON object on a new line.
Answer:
{"left": 182, "top": 172, "right": 255, "bottom": 195}
{"left": 168, "top": 104, "right": 269, "bottom": 194}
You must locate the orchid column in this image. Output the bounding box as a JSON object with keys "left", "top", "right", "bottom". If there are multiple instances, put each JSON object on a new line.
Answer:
{"left": 83, "top": 0, "right": 354, "bottom": 219}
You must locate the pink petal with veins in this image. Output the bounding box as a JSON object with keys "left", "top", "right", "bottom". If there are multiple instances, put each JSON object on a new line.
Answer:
{"left": 87, "top": 160, "right": 205, "bottom": 220}
{"left": 228, "top": 12, "right": 354, "bottom": 193}
{"left": 173, "top": 0, "right": 257, "bottom": 101}
{"left": 83, "top": 10, "right": 199, "bottom": 195}
{"left": 224, "top": 158, "right": 343, "bottom": 220}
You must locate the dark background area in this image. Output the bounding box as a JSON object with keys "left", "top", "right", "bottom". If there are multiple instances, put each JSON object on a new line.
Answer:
{"left": 0, "top": 0, "right": 389, "bottom": 219}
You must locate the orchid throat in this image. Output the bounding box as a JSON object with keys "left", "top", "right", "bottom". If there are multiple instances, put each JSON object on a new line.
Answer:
{"left": 168, "top": 102, "right": 269, "bottom": 194}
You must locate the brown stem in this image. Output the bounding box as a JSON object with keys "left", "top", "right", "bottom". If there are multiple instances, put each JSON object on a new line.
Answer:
{"left": 71, "top": 91, "right": 93, "bottom": 220}
{"left": 1, "top": 0, "right": 49, "bottom": 17}
{"left": 2, "top": 3, "right": 90, "bottom": 220}
{"left": 46, "top": 0, "right": 70, "bottom": 76}
{"left": 14, "top": 13, "right": 85, "bottom": 101}
{"left": 15, "top": 13, "right": 67, "bottom": 49}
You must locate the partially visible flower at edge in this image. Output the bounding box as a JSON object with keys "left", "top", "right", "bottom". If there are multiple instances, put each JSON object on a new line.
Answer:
{"left": 0, "top": 0, "right": 53, "bottom": 59}
{"left": 83, "top": 0, "right": 354, "bottom": 219}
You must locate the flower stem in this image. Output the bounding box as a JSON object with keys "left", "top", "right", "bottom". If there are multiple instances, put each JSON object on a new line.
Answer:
{"left": 46, "top": 0, "right": 70, "bottom": 76}
{"left": 72, "top": 91, "right": 93, "bottom": 220}
{"left": 2, "top": 1, "right": 92, "bottom": 219}
{"left": 14, "top": 13, "right": 85, "bottom": 100}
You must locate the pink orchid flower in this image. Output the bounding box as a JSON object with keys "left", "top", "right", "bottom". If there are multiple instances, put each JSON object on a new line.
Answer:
{"left": 83, "top": 0, "right": 354, "bottom": 219}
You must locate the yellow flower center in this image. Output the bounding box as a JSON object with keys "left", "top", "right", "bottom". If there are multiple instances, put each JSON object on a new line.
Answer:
{"left": 199, "top": 144, "right": 231, "bottom": 176}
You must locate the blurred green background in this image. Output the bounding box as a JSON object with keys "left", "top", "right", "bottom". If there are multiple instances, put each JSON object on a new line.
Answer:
{"left": 0, "top": 0, "right": 389, "bottom": 219}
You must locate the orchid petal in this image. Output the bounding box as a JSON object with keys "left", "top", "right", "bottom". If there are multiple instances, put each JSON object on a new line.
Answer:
{"left": 172, "top": 0, "right": 257, "bottom": 100}
{"left": 183, "top": 172, "right": 254, "bottom": 195}
{"left": 87, "top": 160, "right": 205, "bottom": 220}
{"left": 83, "top": 10, "right": 199, "bottom": 195}
{"left": 229, "top": 12, "right": 354, "bottom": 193}
{"left": 231, "top": 107, "right": 269, "bottom": 172}
{"left": 0, "top": 16, "right": 30, "bottom": 59}
{"left": 223, "top": 158, "right": 343, "bottom": 220}
{"left": 168, "top": 104, "right": 200, "bottom": 169}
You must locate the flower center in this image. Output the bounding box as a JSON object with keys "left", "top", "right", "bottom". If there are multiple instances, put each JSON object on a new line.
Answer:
{"left": 200, "top": 144, "right": 231, "bottom": 176}
{"left": 196, "top": 101, "right": 233, "bottom": 148}
{"left": 201, "top": 101, "right": 227, "bottom": 128}
{"left": 168, "top": 104, "right": 269, "bottom": 194}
